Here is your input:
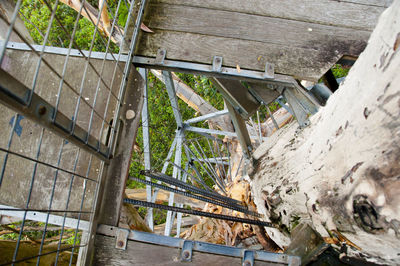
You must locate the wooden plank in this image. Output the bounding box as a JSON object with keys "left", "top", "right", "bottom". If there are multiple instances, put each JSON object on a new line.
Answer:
{"left": 153, "top": 0, "right": 388, "bottom": 30}
{"left": 136, "top": 30, "right": 365, "bottom": 81}
{"left": 338, "top": 0, "right": 392, "bottom": 7}
{"left": 145, "top": 4, "right": 372, "bottom": 49}
{"left": 125, "top": 188, "right": 206, "bottom": 209}
{"left": 93, "top": 234, "right": 240, "bottom": 265}
{"left": 94, "top": 234, "right": 283, "bottom": 265}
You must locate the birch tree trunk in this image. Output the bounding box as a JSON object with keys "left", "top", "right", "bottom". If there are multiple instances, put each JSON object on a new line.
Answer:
{"left": 251, "top": 2, "right": 400, "bottom": 264}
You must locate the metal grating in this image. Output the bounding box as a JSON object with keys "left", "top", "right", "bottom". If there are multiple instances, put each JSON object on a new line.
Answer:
{"left": 0, "top": 0, "right": 146, "bottom": 264}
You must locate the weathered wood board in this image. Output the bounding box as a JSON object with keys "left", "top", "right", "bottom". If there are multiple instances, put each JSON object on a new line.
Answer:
{"left": 93, "top": 234, "right": 285, "bottom": 265}
{"left": 137, "top": 0, "right": 390, "bottom": 81}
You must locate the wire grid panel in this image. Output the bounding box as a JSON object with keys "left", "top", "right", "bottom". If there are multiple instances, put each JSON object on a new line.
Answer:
{"left": 0, "top": 0, "right": 143, "bottom": 264}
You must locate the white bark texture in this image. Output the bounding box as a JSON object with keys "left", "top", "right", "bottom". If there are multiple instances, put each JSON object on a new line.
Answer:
{"left": 251, "top": 1, "right": 400, "bottom": 264}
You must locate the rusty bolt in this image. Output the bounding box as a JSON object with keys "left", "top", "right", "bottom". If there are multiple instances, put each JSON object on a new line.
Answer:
{"left": 215, "top": 57, "right": 221, "bottom": 63}
{"left": 117, "top": 240, "right": 124, "bottom": 247}
{"left": 159, "top": 50, "right": 165, "bottom": 55}
{"left": 243, "top": 260, "right": 251, "bottom": 266}
{"left": 38, "top": 106, "right": 47, "bottom": 116}
{"left": 183, "top": 251, "right": 190, "bottom": 259}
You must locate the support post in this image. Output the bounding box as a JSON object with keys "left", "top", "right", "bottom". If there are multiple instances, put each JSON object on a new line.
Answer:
{"left": 164, "top": 129, "right": 183, "bottom": 236}
{"left": 162, "top": 70, "right": 185, "bottom": 236}
{"left": 225, "top": 101, "right": 252, "bottom": 159}
{"left": 139, "top": 68, "right": 154, "bottom": 230}
{"left": 98, "top": 69, "right": 144, "bottom": 226}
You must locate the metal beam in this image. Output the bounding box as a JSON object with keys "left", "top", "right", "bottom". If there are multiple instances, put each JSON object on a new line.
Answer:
{"left": 0, "top": 68, "right": 110, "bottom": 161}
{"left": 164, "top": 129, "right": 183, "bottom": 236}
{"left": 0, "top": 204, "right": 90, "bottom": 231}
{"left": 184, "top": 109, "right": 229, "bottom": 124}
{"left": 184, "top": 125, "right": 266, "bottom": 141}
{"left": 225, "top": 101, "right": 252, "bottom": 158}
{"left": 211, "top": 77, "right": 260, "bottom": 118}
{"left": 134, "top": 55, "right": 296, "bottom": 86}
{"left": 163, "top": 71, "right": 183, "bottom": 128}
{"left": 139, "top": 68, "right": 154, "bottom": 231}
{"left": 6, "top": 42, "right": 299, "bottom": 86}
{"left": 281, "top": 88, "right": 310, "bottom": 128}
{"left": 97, "top": 225, "right": 301, "bottom": 265}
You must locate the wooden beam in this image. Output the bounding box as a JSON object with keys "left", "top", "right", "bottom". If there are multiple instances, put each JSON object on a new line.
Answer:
{"left": 93, "top": 234, "right": 244, "bottom": 265}
{"left": 145, "top": 4, "right": 371, "bottom": 50}
{"left": 152, "top": 0, "right": 389, "bottom": 30}
{"left": 98, "top": 69, "right": 144, "bottom": 226}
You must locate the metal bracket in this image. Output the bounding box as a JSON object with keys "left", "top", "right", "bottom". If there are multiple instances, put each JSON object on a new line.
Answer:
{"left": 242, "top": 250, "right": 255, "bottom": 266}
{"left": 212, "top": 56, "right": 223, "bottom": 72}
{"left": 115, "top": 228, "right": 130, "bottom": 250}
{"left": 264, "top": 62, "right": 275, "bottom": 79}
{"left": 181, "top": 240, "right": 194, "bottom": 262}
{"left": 155, "top": 48, "right": 166, "bottom": 65}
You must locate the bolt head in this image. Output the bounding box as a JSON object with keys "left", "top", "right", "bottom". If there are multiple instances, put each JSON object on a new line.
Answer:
{"left": 38, "top": 106, "right": 47, "bottom": 116}
{"left": 243, "top": 260, "right": 251, "bottom": 266}
{"left": 117, "top": 240, "right": 124, "bottom": 247}
{"left": 183, "top": 251, "right": 190, "bottom": 259}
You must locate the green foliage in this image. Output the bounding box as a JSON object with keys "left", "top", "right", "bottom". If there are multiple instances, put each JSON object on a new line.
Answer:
{"left": 137, "top": 206, "right": 167, "bottom": 225}
{"left": 19, "top": 0, "right": 121, "bottom": 52}
{"left": 331, "top": 64, "right": 350, "bottom": 79}
{"left": 176, "top": 73, "right": 224, "bottom": 110}
{"left": 0, "top": 222, "right": 80, "bottom": 245}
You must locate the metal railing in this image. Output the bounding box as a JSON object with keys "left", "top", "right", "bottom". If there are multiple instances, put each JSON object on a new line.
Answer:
{"left": 0, "top": 0, "right": 146, "bottom": 264}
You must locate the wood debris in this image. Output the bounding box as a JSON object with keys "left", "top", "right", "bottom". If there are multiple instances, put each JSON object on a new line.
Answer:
{"left": 180, "top": 181, "right": 282, "bottom": 252}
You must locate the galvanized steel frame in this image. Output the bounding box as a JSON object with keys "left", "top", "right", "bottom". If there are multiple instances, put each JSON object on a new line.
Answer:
{"left": 97, "top": 224, "right": 301, "bottom": 265}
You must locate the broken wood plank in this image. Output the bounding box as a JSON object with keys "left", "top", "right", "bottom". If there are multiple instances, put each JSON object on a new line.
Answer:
{"left": 119, "top": 192, "right": 153, "bottom": 233}
{"left": 153, "top": 216, "right": 200, "bottom": 235}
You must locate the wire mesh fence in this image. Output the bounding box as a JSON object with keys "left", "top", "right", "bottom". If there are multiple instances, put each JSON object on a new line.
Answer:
{"left": 0, "top": 0, "right": 145, "bottom": 264}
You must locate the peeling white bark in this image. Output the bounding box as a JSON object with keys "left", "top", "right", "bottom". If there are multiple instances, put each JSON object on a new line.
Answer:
{"left": 251, "top": 1, "right": 400, "bottom": 264}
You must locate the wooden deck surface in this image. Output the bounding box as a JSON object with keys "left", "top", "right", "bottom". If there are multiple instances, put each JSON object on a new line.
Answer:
{"left": 137, "top": 0, "right": 390, "bottom": 81}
